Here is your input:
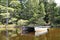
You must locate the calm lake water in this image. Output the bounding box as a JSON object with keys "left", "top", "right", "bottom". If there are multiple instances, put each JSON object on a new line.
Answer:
{"left": 0, "top": 28, "right": 60, "bottom": 40}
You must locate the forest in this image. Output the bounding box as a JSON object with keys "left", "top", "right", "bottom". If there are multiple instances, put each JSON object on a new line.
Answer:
{"left": 0, "top": 0, "right": 60, "bottom": 27}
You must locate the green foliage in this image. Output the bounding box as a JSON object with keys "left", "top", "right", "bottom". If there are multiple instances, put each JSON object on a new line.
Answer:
{"left": 0, "top": 0, "right": 60, "bottom": 27}
{"left": 0, "top": 13, "right": 10, "bottom": 18}
{"left": 17, "top": 19, "right": 29, "bottom": 26}
{"left": 10, "top": 1, "right": 21, "bottom": 9}
{"left": 35, "top": 18, "right": 46, "bottom": 25}
{"left": 9, "top": 18, "right": 17, "bottom": 24}
{"left": 43, "top": 14, "right": 49, "bottom": 23}
{"left": 0, "top": 5, "right": 14, "bottom": 13}
{"left": 54, "top": 16, "right": 60, "bottom": 24}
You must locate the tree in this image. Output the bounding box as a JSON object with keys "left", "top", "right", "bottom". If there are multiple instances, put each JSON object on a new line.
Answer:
{"left": 0, "top": 0, "right": 21, "bottom": 25}
{"left": 0, "top": 0, "right": 60, "bottom": 27}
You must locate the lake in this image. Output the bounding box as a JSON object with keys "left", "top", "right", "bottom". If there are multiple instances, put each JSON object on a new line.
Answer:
{"left": 0, "top": 28, "right": 60, "bottom": 40}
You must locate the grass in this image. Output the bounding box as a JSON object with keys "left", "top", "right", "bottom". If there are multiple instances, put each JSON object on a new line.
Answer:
{"left": 0, "top": 28, "right": 16, "bottom": 31}
{"left": 0, "top": 24, "right": 16, "bottom": 31}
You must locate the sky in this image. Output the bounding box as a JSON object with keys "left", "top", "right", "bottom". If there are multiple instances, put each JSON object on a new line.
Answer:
{"left": 55, "top": 0, "right": 60, "bottom": 6}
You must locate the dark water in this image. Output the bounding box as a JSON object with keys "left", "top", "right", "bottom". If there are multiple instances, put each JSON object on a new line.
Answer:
{"left": 0, "top": 28, "right": 60, "bottom": 40}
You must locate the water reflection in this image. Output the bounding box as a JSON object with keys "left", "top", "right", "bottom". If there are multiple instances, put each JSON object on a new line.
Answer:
{"left": 0, "top": 28, "right": 60, "bottom": 40}
{"left": 21, "top": 27, "right": 48, "bottom": 36}
{"left": 21, "top": 31, "right": 48, "bottom": 36}
{"left": 35, "top": 31, "right": 48, "bottom": 36}
{"left": 35, "top": 27, "right": 48, "bottom": 36}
